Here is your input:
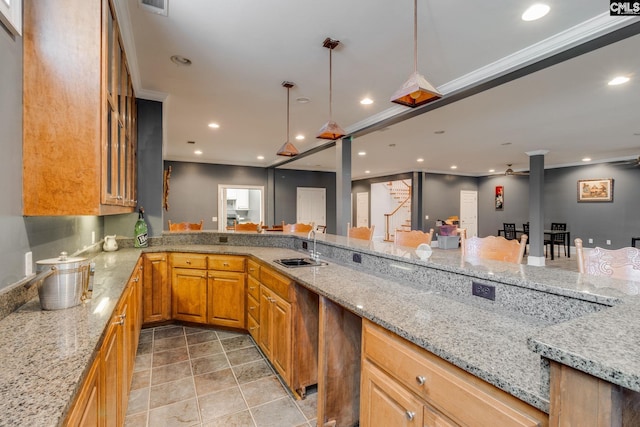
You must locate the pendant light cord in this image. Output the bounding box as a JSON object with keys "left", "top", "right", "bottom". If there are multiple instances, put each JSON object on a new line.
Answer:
{"left": 414, "top": 0, "right": 418, "bottom": 74}
{"left": 329, "top": 47, "right": 333, "bottom": 120}
{"left": 286, "top": 85, "right": 290, "bottom": 141}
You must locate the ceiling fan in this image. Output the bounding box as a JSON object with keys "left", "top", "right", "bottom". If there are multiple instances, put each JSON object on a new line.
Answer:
{"left": 504, "top": 164, "right": 529, "bottom": 176}
{"left": 611, "top": 156, "right": 640, "bottom": 168}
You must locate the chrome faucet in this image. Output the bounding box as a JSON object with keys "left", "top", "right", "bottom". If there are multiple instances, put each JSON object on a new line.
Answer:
{"left": 307, "top": 229, "right": 319, "bottom": 260}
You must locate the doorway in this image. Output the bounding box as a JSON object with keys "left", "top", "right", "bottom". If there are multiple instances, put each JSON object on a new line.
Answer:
{"left": 218, "top": 185, "right": 264, "bottom": 231}
{"left": 296, "top": 187, "right": 326, "bottom": 229}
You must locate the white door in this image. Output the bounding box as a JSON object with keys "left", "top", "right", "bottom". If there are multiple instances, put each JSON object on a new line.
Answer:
{"left": 460, "top": 190, "right": 478, "bottom": 238}
{"left": 297, "top": 187, "right": 326, "bottom": 228}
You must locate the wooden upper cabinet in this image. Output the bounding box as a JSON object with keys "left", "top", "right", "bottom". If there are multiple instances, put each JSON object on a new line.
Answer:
{"left": 23, "top": 0, "right": 137, "bottom": 216}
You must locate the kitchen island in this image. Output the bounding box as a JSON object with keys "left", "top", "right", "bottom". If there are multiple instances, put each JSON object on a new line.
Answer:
{"left": 0, "top": 231, "right": 639, "bottom": 426}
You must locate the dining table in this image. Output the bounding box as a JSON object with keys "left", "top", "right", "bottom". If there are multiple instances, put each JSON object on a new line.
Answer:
{"left": 632, "top": 237, "right": 640, "bottom": 248}
{"left": 497, "top": 228, "right": 570, "bottom": 260}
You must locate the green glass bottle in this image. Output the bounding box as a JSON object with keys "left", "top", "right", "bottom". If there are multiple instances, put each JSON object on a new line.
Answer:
{"left": 134, "top": 207, "right": 149, "bottom": 248}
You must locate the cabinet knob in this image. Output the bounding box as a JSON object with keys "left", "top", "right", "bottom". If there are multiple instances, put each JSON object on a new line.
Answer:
{"left": 249, "top": 286, "right": 255, "bottom": 290}
{"left": 249, "top": 268, "right": 255, "bottom": 272}
{"left": 406, "top": 411, "right": 415, "bottom": 421}
{"left": 249, "top": 306, "right": 256, "bottom": 310}
{"left": 186, "top": 260, "right": 191, "bottom": 264}
{"left": 223, "top": 262, "right": 229, "bottom": 267}
{"left": 113, "top": 319, "right": 125, "bottom": 326}
{"left": 416, "top": 375, "right": 426, "bottom": 386}
{"left": 249, "top": 326, "right": 258, "bottom": 330}
{"left": 119, "top": 313, "right": 126, "bottom": 320}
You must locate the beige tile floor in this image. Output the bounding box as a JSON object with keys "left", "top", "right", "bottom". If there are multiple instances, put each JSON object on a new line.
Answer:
{"left": 125, "top": 325, "right": 317, "bottom": 427}
{"left": 125, "top": 251, "right": 576, "bottom": 427}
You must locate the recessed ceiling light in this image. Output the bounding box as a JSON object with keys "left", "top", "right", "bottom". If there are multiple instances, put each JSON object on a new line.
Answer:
{"left": 417, "top": 158, "right": 424, "bottom": 162}
{"left": 208, "top": 122, "right": 220, "bottom": 129}
{"left": 522, "top": 3, "right": 550, "bottom": 21}
{"left": 360, "top": 98, "right": 373, "bottom": 105}
{"left": 296, "top": 97, "right": 310, "bottom": 104}
{"left": 194, "top": 150, "right": 203, "bottom": 155}
{"left": 257, "top": 155, "right": 265, "bottom": 160}
{"left": 501, "top": 142, "right": 512, "bottom": 146}
{"left": 582, "top": 157, "right": 592, "bottom": 162}
{"left": 170, "top": 55, "right": 192, "bottom": 66}
{"left": 358, "top": 151, "right": 366, "bottom": 156}
{"left": 608, "top": 76, "right": 630, "bottom": 86}
{"left": 187, "top": 140, "right": 195, "bottom": 144}
{"left": 388, "top": 143, "right": 396, "bottom": 147}
{"left": 295, "top": 134, "right": 305, "bottom": 140}
{"left": 365, "top": 170, "right": 371, "bottom": 174}
{"left": 634, "top": 132, "right": 640, "bottom": 136}
{"left": 489, "top": 169, "right": 495, "bottom": 173}
{"left": 450, "top": 165, "right": 457, "bottom": 169}
{"left": 434, "top": 130, "right": 445, "bottom": 134}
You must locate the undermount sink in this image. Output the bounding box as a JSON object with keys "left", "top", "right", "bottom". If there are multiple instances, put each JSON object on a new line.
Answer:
{"left": 274, "top": 257, "right": 328, "bottom": 268}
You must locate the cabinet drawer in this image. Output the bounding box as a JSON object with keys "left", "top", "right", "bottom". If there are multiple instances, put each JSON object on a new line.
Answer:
{"left": 171, "top": 253, "right": 207, "bottom": 269}
{"left": 248, "top": 275, "right": 260, "bottom": 301}
{"left": 362, "top": 320, "right": 544, "bottom": 427}
{"left": 260, "top": 267, "right": 292, "bottom": 301}
{"left": 247, "top": 293, "right": 260, "bottom": 319}
{"left": 247, "top": 312, "right": 259, "bottom": 341}
{"left": 247, "top": 259, "right": 260, "bottom": 279}
{"left": 208, "top": 255, "right": 245, "bottom": 272}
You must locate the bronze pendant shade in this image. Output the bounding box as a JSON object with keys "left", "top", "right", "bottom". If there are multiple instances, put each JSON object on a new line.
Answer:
{"left": 390, "top": 0, "right": 442, "bottom": 108}
{"left": 317, "top": 37, "right": 346, "bottom": 140}
{"left": 277, "top": 81, "right": 299, "bottom": 157}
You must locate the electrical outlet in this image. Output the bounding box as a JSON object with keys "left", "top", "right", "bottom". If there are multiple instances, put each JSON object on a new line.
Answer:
{"left": 212, "top": 216, "right": 218, "bottom": 222}
{"left": 606, "top": 240, "right": 611, "bottom": 245}
{"left": 91, "top": 231, "right": 96, "bottom": 245}
{"left": 25, "top": 252, "right": 33, "bottom": 276}
{"left": 353, "top": 253, "right": 362, "bottom": 263}
{"left": 302, "top": 241, "right": 308, "bottom": 250}
{"left": 425, "top": 215, "right": 429, "bottom": 220}
{"left": 219, "top": 236, "right": 228, "bottom": 243}
{"left": 588, "top": 238, "right": 593, "bottom": 244}
{"left": 472, "top": 282, "right": 495, "bottom": 301}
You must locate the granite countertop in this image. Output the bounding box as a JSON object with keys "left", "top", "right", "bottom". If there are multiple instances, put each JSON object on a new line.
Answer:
{"left": 1, "top": 233, "right": 640, "bottom": 425}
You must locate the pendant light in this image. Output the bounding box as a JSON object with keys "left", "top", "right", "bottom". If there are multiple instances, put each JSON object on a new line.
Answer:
{"left": 276, "top": 81, "right": 299, "bottom": 157}
{"left": 317, "top": 37, "right": 346, "bottom": 140}
{"left": 390, "top": 0, "right": 441, "bottom": 108}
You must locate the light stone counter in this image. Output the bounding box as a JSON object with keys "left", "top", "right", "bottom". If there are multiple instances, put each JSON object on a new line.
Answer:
{"left": 1, "top": 231, "right": 639, "bottom": 425}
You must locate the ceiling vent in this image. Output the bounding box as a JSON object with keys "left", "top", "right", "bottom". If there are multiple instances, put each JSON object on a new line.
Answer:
{"left": 139, "top": 0, "right": 168, "bottom": 16}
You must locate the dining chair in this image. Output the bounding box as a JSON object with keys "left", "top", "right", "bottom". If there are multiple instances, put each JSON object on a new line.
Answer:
{"left": 234, "top": 221, "right": 261, "bottom": 232}
{"left": 281, "top": 221, "right": 314, "bottom": 233}
{"left": 316, "top": 225, "right": 327, "bottom": 234}
{"left": 503, "top": 223, "right": 517, "bottom": 240}
{"left": 549, "top": 222, "right": 567, "bottom": 257}
{"left": 168, "top": 220, "right": 204, "bottom": 231}
{"left": 575, "top": 238, "right": 640, "bottom": 281}
{"left": 394, "top": 229, "right": 434, "bottom": 248}
{"left": 460, "top": 229, "right": 528, "bottom": 264}
{"left": 347, "top": 223, "right": 375, "bottom": 241}
{"left": 522, "top": 222, "right": 530, "bottom": 255}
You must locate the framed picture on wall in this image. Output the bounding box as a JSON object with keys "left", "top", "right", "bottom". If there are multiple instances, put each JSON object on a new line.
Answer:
{"left": 495, "top": 185, "right": 504, "bottom": 210}
{"left": 578, "top": 178, "right": 613, "bottom": 202}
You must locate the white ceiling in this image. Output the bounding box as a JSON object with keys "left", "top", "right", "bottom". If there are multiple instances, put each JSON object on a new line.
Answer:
{"left": 116, "top": 0, "right": 640, "bottom": 179}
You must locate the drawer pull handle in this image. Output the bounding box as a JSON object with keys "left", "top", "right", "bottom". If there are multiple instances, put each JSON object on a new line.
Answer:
{"left": 249, "top": 286, "right": 255, "bottom": 290}
{"left": 114, "top": 319, "right": 125, "bottom": 326}
{"left": 416, "top": 375, "right": 426, "bottom": 386}
{"left": 223, "top": 262, "right": 229, "bottom": 267}
{"left": 186, "top": 260, "right": 191, "bottom": 264}
{"left": 406, "top": 411, "right": 415, "bottom": 421}
{"left": 249, "top": 306, "right": 256, "bottom": 310}
{"left": 249, "top": 326, "right": 258, "bottom": 330}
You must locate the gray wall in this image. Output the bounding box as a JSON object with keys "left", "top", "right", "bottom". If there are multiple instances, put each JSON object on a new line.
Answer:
{"left": 0, "top": 28, "right": 104, "bottom": 291}
{"left": 105, "top": 99, "right": 164, "bottom": 238}
{"left": 477, "top": 163, "right": 640, "bottom": 249}
{"left": 164, "top": 161, "right": 268, "bottom": 230}
{"left": 274, "top": 169, "right": 337, "bottom": 233}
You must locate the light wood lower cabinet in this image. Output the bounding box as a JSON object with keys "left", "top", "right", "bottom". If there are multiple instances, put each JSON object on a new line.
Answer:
{"left": 361, "top": 319, "right": 548, "bottom": 427}
{"left": 64, "top": 358, "right": 100, "bottom": 427}
{"left": 208, "top": 270, "right": 245, "bottom": 328}
{"left": 260, "top": 285, "right": 292, "bottom": 379}
{"left": 66, "top": 259, "right": 143, "bottom": 426}
{"left": 142, "top": 253, "right": 169, "bottom": 324}
{"left": 172, "top": 267, "right": 208, "bottom": 323}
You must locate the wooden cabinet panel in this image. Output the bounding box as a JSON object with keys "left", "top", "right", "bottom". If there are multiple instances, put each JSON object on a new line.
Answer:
{"left": 271, "top": 292, "right": 292, "bottom": 384}
{"left": 208, "top": 255, "right": 245, "bottom": 272}
{"left": 260, "top": 267, "right": 293, "bottom": 301}
{"left": 65, "top": 358, "right": 100, "bottom": 427}
{"left": 172, "top": 268, "right": 208, "bottom": 323}
{"left": 102, "top": 318, "right": 120, "bottom": 427}
{"left": 247, "top": 275, "right": 260, "bottom": 301}
{"left": 171, "top": 253, "right": 207, "bottom": 270}
{"left": 362, "top": 320, "right": 547, "bottom": 427}
{"left": 208, "top": 270, "right": 245, "bottom": 328}
{"left": 22, "top": 0, "right": 136, "bottom": 215}
{"left": 247, "top": 293, "right": 260, "bottom": 321}
{"left": 247, "top": 312, "right": 260, "bottom": 342}
{"left": 247, "top": 259, "right": 260, "bottom": 279}
{"left": 361, "top": 360, "right": 425, "bottom": 427}
{"left": 259, "top": 286, "right": 274, "bottom": 357}
{"left": 142, "top": 253, "right": 170, "bottom": 324}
